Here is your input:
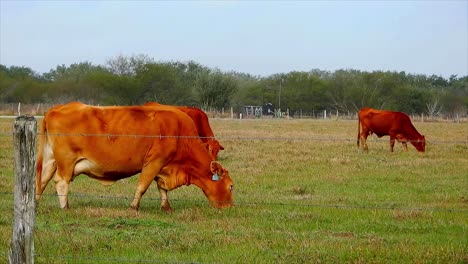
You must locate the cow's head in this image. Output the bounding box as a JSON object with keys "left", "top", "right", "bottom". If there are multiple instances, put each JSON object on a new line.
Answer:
{"left": 202, "top": 161, "right": 234, "bottom": 208}
{"left": 204, "top": 140, "right": 225, "bottom": 160}
{"left": 412, "top": 135, "right": 426, "bottom": 152}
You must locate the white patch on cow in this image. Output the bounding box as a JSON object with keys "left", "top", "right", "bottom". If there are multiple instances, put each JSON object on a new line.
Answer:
{"left": 74, "top": 159, "right": 116, "bottom": 186}
{"left": 43, "top": 141, "right": 54, "bottom": 163}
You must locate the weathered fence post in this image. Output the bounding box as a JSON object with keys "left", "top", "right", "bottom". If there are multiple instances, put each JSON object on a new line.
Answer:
{"left": 9, "top": 116, "right": 37, "bottom": 264}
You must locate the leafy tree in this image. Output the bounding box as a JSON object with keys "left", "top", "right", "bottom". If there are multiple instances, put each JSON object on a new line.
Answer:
{"left": 429, "top": 74, "right": 449, "bottom": 87}
{"left": 0, "top": 65, "right": 43, "bottom": 103}
{"left": 106, "top": 54, "right": 153, "bottom": 76}
{"left": 169, "top": 61, "right": 211, "bottom": 105}
{"left": 326, "top": 69, "right": 361, "bottom": 111}
{"left": 426, "top": 93, "right": 443, "bottom": 117}
{"left": 43, "top": 62, "right": 111, "bottom": 104}
{"left": 0, "top": 58, "right": 466, "bottom": 118}
{"left": 282, "top": 71, "right": 328, "bottom": 113}
{"left": 194, "top": 70, "right": 238, "bottom": 109}
{"left": 133, "top": 62, "right": 188, "bottom": 105}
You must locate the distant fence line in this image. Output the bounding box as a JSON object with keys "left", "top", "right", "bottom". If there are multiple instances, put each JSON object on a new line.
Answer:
{"left": 0, "top": 103, "right": 52, "bottom": 116}
{"left": 1, "top": 103, "right": 466, "bottom": 122}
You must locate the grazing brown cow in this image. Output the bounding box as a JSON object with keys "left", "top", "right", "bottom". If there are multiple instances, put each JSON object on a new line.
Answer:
{"left": 144, "top": 102, "right": 224, "bottom": 160}
{"left": 357, "top": 107, "right": 425, "bottom": 152}
{"left": 36, "top": 102, "right": 234, "bottom": 212}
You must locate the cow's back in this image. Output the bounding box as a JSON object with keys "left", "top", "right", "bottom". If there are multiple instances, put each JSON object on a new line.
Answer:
{"left": 43, "top": 104, "right": 198, "bottom": 178}
{"left": 360, "top": 108, "right": 407, "bottom": 137}
{"left": 177, "top": 107, "right": 215, "bottom": 141}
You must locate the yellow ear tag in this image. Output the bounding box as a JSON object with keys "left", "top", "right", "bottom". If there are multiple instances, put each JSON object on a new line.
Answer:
{"left": 212, "top": 173, "right": 219, "bottom": 181}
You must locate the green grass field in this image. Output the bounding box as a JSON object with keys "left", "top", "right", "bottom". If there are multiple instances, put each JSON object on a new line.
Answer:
{"left": 1, "top": 117, "right": 467, "bottom": 263}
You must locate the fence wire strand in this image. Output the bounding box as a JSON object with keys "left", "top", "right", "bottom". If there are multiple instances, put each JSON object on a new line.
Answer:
{"left": 0, "top": 131, "right": 467, "bottom": 145}
{"left": 33, "top": 254, "right": 203, "bottom": 264}
{"left": 1, "top": 192, "right": 466, "bottom": 213}
{"left": 2, "top": 190, "right": 467, "bottom": 263}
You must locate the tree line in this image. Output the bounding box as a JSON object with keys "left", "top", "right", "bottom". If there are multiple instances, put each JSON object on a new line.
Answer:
{"left": 1, "top": 54, "right": 466, "bottom": 117}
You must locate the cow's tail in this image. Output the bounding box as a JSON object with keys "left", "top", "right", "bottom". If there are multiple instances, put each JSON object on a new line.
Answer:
{"left": 36, "top": 117, "right": 47, "bottom": 199}
{"left": 357, "top": 114, "right": 361, "bottom": 148}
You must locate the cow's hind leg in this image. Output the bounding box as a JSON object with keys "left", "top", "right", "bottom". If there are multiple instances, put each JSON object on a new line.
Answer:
{"left": 360, "top": 130, "right": 370, "bottom": 152}
{"left": 36, "top": 142, "right": 57, "bottom": 201}
{"left": 53, "top": 159, "right": 76, "bottom": 209}
{"left": 362, "top": 137, "right": 369, "bottom": 152}
{"left": 36, "top": 159, "right": 56, "bottom": 201}
{"left": 55, "top": 176, "right": 70, "bottom": 209}
{"left": 389, "top": 136, "right": 396, "bottom": 152}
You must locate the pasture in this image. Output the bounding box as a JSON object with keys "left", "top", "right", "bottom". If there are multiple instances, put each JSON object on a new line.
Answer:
{"left": 0, "top": 117, "right": 467, "bottom": 263}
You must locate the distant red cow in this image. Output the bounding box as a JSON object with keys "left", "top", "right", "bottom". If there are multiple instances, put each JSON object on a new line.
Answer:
{"left": 357, "top": 108, "right": 425, "bottom": 152}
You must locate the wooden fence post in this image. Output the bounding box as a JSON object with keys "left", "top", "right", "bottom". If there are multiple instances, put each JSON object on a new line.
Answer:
{"left": 9, "top": 116, "right": 37, "bottom": 264}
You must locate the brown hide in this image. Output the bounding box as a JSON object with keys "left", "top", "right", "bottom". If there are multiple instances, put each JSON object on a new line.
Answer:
{"left": 144, "top": 102, "right": 224, "bottom": 159}
{"left": 357, "top": 107, "right": 425, "bottom": 152}
{"left": 36, "top": 102, "right": 234, "bottom": 212}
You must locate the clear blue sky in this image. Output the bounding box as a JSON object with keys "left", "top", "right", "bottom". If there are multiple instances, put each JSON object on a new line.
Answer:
{"left": 1, "top": 0, "right": 467, "bottom": 78}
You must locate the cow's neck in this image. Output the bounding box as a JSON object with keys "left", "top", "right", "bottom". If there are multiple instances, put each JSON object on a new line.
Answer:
{"left": 178, "top": 138, "right": 214, "bottom": 189}
{"left": 183, "top": 156, "right": 212, "bottom": 190}
{"left": 405, "top": 124, "right": 422, "bottom": 140}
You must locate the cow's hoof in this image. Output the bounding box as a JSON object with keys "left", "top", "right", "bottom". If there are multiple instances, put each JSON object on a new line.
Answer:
{"left": 161, "top": 205, "right": 173, "bottom": 213}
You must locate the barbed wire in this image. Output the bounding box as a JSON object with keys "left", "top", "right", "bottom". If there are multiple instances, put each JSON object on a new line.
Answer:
{"left": 1, "top": 192, "right": 466, "bottom": 213}
{"left": 0, "top": 131, "right": 466, "bottom": 144}
{"left": 33, "top": 254, "right": 204, "bottom": 264}
{"left": 3, "top": 197, "right": 467, "bottom": 263}
{"left": 6, "top": 236, "right": 204, "bottom": 262}
{"left": 3, "top": 191, "right": 466, "bottom": 263}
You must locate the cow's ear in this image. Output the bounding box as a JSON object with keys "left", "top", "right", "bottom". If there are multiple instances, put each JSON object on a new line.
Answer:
{"left": 210, "top": 161, "right": 225, "bottom": 177}
{"left": 220, "top": 144, "right": 225, "bottom": 150}
{"left": 210, "top": 161, "right": 221, "bottom": 174}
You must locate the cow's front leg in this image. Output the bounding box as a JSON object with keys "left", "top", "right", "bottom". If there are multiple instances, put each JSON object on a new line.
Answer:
{"left": 392, "top": 134, "right": 408, "bottom": 151}
{"left": 130, "top": 163, "right": 161, "bottom": 210}
{"left": 158, "top": 187, "right": 172, "bottom": 213}
{"left": 397, "top": 135, "right": 408, "bottom": 151}
{"left": 130, "top": 174, "right": 153, "bottom": 211}
{"left": 400, "top": 141, "right": 408, "bottom": 151}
